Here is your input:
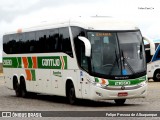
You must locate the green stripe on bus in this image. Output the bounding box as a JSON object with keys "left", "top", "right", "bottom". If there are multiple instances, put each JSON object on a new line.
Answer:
{"left": 17, "top": 57, "right": 22, "bottom": 68}
{"left": 108, "top": 76, "right": 146, "bottom": 86}
{"left": 3, "top": 56, "right": 68, "bottom": 69}
{"left": 28, "top": 57, "right": 32, "bottom": 68}
{"left": 94, "top": 76, "right": 146, "bottom": 86}
{"left": 95, "top": 77, "right": 99, "bottom": 82}
{"left": 31, "top": 70, "right": 36, "bottom": 81}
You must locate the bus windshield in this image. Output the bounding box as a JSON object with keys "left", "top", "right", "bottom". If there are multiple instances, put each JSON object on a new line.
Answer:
{"left": 87, "top": 31, "right": 146, "bottom": 78}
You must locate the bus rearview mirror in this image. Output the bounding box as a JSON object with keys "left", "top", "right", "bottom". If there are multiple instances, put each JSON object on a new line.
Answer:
{"left": 78, "top": 36, "right": 91, "bottom": 57}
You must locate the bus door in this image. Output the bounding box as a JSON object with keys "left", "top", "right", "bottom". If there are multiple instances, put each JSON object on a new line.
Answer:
{"left": 79, "top": 47, "right": 90, "bottom": 99}
{"left": 75, "top": 39, "right": 90, "bottom": 99}
{"left": 79, "top": 71, "right": 90, "bottom": 99}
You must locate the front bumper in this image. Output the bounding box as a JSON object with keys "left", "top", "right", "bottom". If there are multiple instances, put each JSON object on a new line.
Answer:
{"left": 89, "top": 84, "right": 147, "bottom": 100}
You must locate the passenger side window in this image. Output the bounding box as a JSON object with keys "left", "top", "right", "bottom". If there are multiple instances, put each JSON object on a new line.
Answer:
{"left": 49, "top": 29, "right": 59, "bottom": 52}
{"left": 71, "top": 26, "right": 88, "bottom": 71}
{"left": 36, "top": 30, "right": 49, "bottom": 53}
{"left": 59, "top": 27, "right": 73, "bottom": 57}
{"left": 25, "top": 32, "right": 36, "bottom": 53}
{"left": 3, "top": 35, "right": 9, "bottom": 54}
{"left": 3, "top": 27, "right": 73, "bottom": 55}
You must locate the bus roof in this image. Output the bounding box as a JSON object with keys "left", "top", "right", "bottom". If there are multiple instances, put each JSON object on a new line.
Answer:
{"left": 5, "top": 17, "right": 139, "bottom": 35}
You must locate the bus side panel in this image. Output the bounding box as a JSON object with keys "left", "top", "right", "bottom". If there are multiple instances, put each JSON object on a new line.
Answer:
{"left": 4, "top": 68, "right": 15, "bottom": 89}
{"left": 33, "top": 69, "right": 50, "bottom": 94}
{"left": 50, "top": 69, "right": 64, "bottom": 96}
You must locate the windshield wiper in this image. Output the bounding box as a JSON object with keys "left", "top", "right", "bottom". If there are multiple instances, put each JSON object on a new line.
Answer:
{"left": 115, "top": 50, "right": 119, "bottom": 68}
{"left": 109, "top": 50, "right": 120, "bottom": 75}
{"left": 121, "top": 50, "right": 135, "bottom": 74}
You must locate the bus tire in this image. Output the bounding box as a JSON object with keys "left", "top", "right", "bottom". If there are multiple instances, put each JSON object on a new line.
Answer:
{"left": 153, "top": 70, "right": 160, "bottom": 82}
{"left": 13, "top": 76, "right": 22, "bottom": 97}
{"left": 20, "top": 77, "right": 28, "bottom": 98}
{"left": 15, "top": 83, "right": 22, "bottom": 97}
{"left": 66, "top": 82, "right": 76, "bottom": 104}
{"left": 114, "top": 99, "right": 126, "bottom": 105}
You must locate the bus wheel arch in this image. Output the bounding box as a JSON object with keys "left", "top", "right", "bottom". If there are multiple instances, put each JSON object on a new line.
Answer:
{"left": 66, "top": 79, "right": 77, "bottom": 104}
{"left": 153, "top": 69, "right": 160, "bottom": 82}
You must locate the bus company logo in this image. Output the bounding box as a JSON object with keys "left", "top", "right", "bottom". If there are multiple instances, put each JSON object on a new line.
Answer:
{"left": 115, "top": 81, "right": 131, "bottom": 86}
{"left": 39, "top": 56, "right": 67, "bottom": 69}
{"left": 42, "top": 59, "right": 60, "bottom": 67}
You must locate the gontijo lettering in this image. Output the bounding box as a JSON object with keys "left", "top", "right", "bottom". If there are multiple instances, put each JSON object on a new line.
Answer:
{"left": 42, "top": 59, "right": 60, "bottom": 67}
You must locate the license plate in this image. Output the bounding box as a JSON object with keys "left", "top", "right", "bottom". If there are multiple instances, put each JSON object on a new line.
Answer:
{"left": 118, "top": 92, "right": 128, "bottom": 97}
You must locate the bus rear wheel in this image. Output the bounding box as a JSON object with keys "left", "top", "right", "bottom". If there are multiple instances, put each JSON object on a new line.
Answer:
{"left": 114, "top": 99, "right": 126, "bottom": 105}
{"left": 153, "top": 70, "right": 160, "bottom": 82}
{"left": 15, "top": 83, "right": 22, "bottom": 97}
{"left": 20, "top": 77, "right": 28, "bottom": 98}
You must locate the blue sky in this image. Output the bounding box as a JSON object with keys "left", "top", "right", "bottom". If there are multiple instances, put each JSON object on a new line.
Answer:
{"left": 0, "top": 0, "right": 160, "bottom": 62}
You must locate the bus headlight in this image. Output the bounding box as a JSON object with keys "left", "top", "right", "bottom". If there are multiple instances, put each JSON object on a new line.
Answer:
{"left": 87, "top": 77, "right": 109, "bottom": 88}
{"left": 95, "top": 79, "right": 109, "bottom": 88}
{"left": 95, "top": 83, "right": 107, "bottom": 88}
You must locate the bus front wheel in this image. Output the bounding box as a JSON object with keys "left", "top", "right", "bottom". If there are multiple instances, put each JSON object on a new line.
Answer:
{"left": 114, "top": 99, "right": 126, "bottom": 105}
{"left": 67, "top": 83, "right": 76, "bottom": 104}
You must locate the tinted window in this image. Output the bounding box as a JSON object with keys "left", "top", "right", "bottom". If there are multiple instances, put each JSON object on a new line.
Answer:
{"left": 3, "top": 35, "right": 10, "bottom": 54}
{"left": 3, "top": 27, "right": 73, "bottom": 56}
{"left": 36, "top": 30, "right": 49, "bottom": 53}
{"left": 3, "top": 34, "right": 25, "bottom": 54}
{"left": 71, "top": 27, "right": 88, "bottom": 70}
{"left": 48, "top": 29, "right": 59, "bottom": 52}
{"left": 24, "top": 32, "right": 36, "bottom": 53}
{"left": 36, "top": 29, "right": 60, "bottom": 53}
{"left": 59, "top": 27, "right": 73, "bottom": 57}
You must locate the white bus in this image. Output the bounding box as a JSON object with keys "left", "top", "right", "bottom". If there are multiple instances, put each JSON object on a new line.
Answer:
{"left": 144, "top": 37, "right": 160, "bottom": 82}
{"left": 3, "top": 18, "right": 147, "bottom": 105}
